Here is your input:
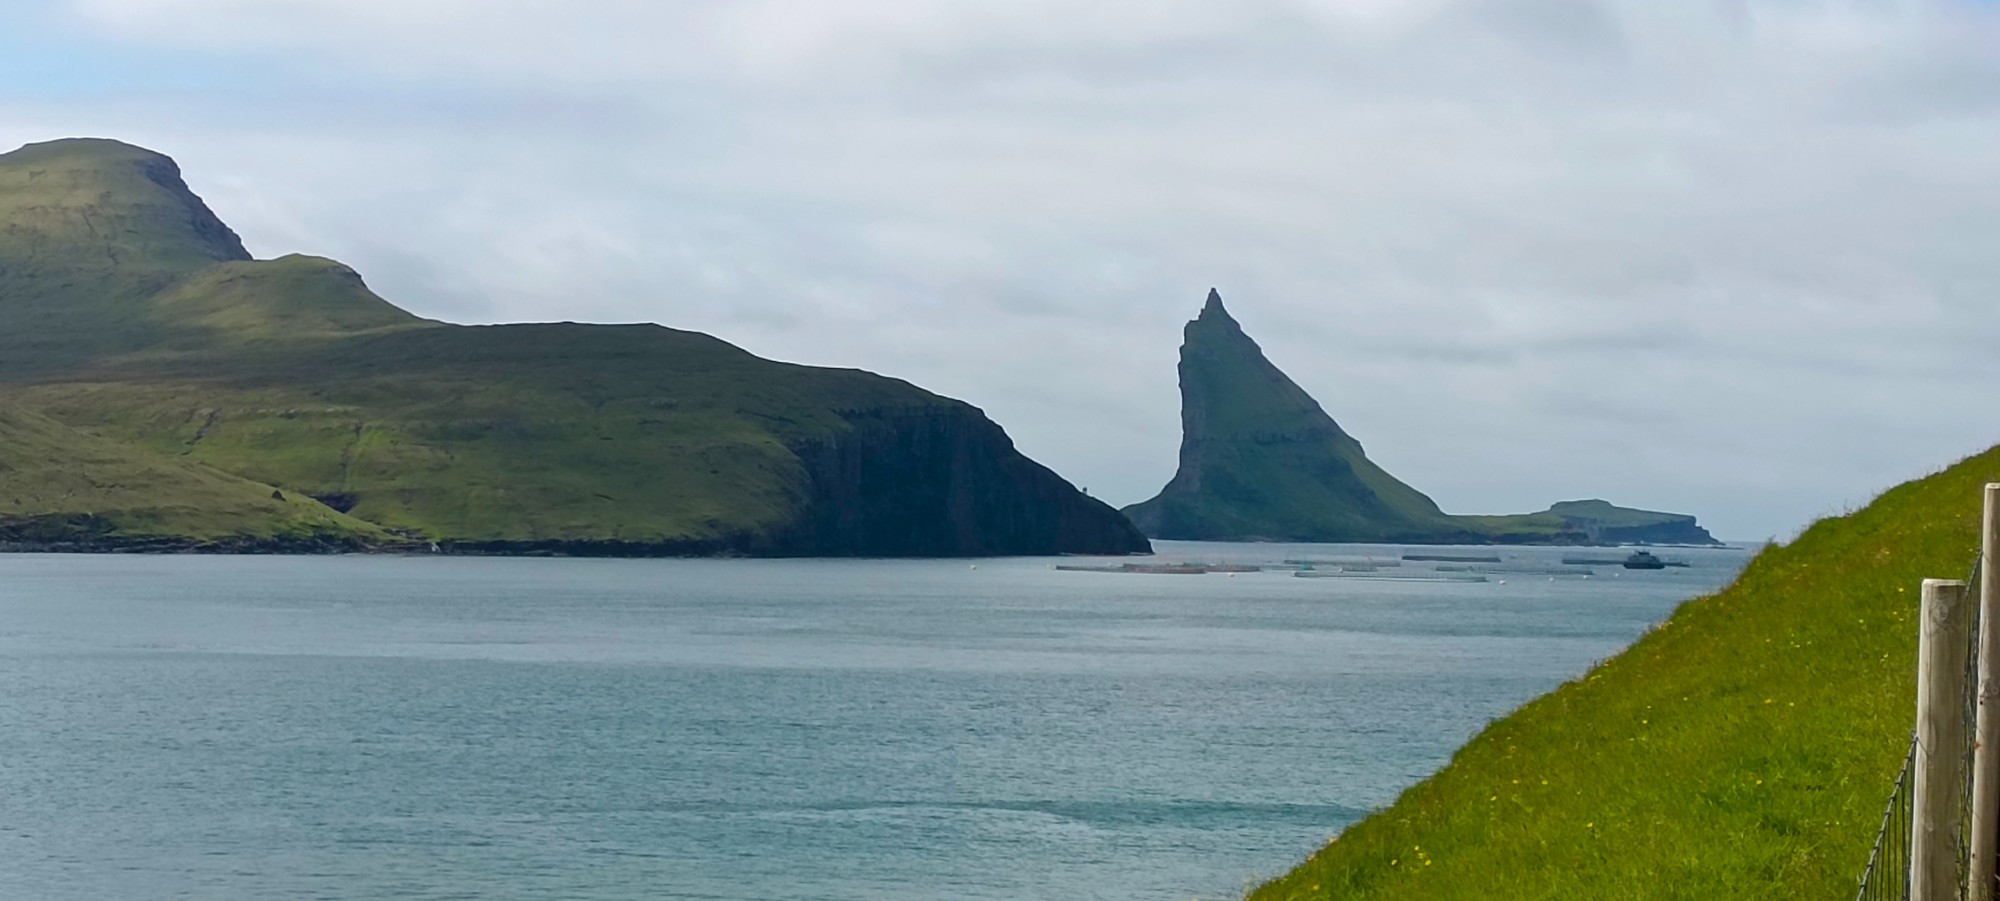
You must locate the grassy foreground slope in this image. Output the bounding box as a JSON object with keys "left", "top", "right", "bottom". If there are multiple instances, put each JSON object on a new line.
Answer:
{"left": 1248, "top": 448, "right": 2000, "bottom": 900}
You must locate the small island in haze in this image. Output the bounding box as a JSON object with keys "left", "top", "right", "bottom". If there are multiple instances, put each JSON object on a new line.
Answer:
{"left": 1122, "top": 290, "right": 1721, "bottom": 547}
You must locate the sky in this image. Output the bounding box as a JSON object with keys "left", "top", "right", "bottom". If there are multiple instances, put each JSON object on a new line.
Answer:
{"left": 5, "top": 0, "right": 1999, "bottom": 541}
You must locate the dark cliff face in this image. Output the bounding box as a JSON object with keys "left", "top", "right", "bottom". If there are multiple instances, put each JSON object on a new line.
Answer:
{"left": 339, "top": 402, "right": 1158, "bottom": 556}
{"left": 778, "top": 405, "right": 1152, "bottom": 556}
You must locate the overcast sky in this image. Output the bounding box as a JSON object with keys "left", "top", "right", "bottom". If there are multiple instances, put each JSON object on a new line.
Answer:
{"left": 5, "top": 0, "right": 1999, "bottom": 540}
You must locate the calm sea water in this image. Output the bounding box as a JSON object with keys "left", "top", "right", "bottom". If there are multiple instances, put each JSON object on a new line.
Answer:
{"left": 0, "top": 541, "right": 1749, "bottom": 900}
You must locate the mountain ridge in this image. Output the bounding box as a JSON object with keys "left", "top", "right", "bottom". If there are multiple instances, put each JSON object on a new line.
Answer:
{"left": 0, "top": 138, "right": 1150, "bottom": 557}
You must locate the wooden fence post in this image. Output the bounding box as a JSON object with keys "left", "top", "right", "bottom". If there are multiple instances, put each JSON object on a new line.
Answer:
{"left": 1973, "top": 484, "right": 2000, "bottom": 901}
{"left": 1915, "top": 577, "right": 1972, "bottom": 901}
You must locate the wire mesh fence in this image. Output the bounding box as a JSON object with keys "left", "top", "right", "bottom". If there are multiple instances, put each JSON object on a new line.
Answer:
{"left": 1854, "top": 553, "right": 1984, "bottom": 901}
{"left": 1858, "top": 737, "right": 1918, "bottom": 901}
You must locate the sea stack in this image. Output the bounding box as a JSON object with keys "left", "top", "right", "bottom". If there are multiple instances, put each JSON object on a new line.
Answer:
{"left": 1121, "top": 289, "right": 1462, "bottom": 542}
{"left": 1122, "top": 290, "right": 1722, "bottom": 546}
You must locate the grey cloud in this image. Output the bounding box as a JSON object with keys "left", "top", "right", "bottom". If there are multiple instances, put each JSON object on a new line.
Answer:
{"left": 11, "top": 0, "right": 2000, "bottom": 539}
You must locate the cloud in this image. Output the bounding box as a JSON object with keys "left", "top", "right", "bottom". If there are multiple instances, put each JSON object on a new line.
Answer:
{"left": 11, "top": 0, "right": 2000, "bottom": 538}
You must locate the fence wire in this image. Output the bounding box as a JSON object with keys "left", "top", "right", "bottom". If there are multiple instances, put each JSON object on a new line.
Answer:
{"left": 1855, "top": 553, "right": 1984, "bottom": 901}
{"left": 1858, "top": 736, "right": 1919, "bottom": 901}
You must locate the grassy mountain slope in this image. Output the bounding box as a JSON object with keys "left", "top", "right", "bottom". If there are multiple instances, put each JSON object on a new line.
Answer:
{"left": 148, "top": 254, "right": 427, "bottom": 341}
{"left": 0, "top": 138, "right": 1149, "bottom": 555}
{"left": 1246, "top": 448, "right": 1999, "bottom": 899}
{"left": 20, "top": 323, "right": 928, "bottom": 546}
{"left": 0, "top": 403, "right": 385, "bottom": 547}
{"left": 1123, "top": 292, "right": 1717, "bottom": 546}
{"left": 0, "top": 138, "right": 253, "bottom": 371}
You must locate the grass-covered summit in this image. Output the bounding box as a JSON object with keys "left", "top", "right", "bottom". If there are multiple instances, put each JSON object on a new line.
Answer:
{"left": 1122, "top": 291, "right": 1717, "bottom": 545}
{"left": 0, "top": 138, "right": 1150, "bottom": 556}
{"left": 1246, "top": 447, "right": 2000, "bottom": 899}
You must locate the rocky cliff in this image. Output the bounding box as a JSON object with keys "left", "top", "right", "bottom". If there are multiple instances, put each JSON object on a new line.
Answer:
{"left": 1123, "top": 291, "right": 1719, "bottom": 546}
{"left": 1122, "top": 290, "right": 1464, "bottom": 542}
{"left": 779, "top": 404, "right": 1148, "bottom": 556}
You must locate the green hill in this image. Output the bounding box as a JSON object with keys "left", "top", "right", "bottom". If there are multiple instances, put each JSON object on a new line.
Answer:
{"left": 1122, "top": 291, "right": 1718, "bottom": 546}
{"left": 0, "top": 138, "right": 1150, "bottom": 556}
{"left": 1245, "top": 447, "right": 1998, "bottom": 899}
{"left": 1457, "top": 500, "right": 1722, "bottom": 547}
{"left": 0, "top": 403, "right": 386, "bottom": 549}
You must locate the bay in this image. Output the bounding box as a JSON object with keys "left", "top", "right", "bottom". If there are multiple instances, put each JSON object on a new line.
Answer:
{"left": 0, "top": 541, "right": 1750, "bottom": 900}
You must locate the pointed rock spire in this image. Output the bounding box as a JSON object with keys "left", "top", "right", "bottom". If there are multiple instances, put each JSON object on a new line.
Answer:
{"left": 1121, "top": 289, "right": 1453, "bottom": 542}
{"left": 1191, "top": 287, "right": 1244, "bottom": 342}
{"left": 1197, "top": 287, "right": 1239, "bottom": 325}
{"left": 1120, "top": 288, "right": 1723, "bottom": 546}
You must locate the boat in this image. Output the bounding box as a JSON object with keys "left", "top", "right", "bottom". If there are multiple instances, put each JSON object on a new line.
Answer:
{"left": 1622, "top": 550, "right": 1669, "bottom": 570}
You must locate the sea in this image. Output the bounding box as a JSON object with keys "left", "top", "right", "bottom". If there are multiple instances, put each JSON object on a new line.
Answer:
{"left": 0, "top": 541, "right": 1751, "bottom": 900}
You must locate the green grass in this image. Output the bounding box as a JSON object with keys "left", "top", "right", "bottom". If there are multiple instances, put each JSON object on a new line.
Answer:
{"left": 0, "top": 403, "right": 385, "bottom": 544}
{"left": 0, "top": 138, "right": 252, "bottom": 371}
{"left": 16, "top": 322, "right": 947, "bottom": 544}
{"left": 0, "top": 137, "right": 930, "bottom": 546}
{"left": 147, "top": 254, "right": 427, "bottom": 341}
{"left": 1245, "top": 447, "right": 2000, "bottom": 900}
{"left": 0, "top": 137, "right": 1147, "bottom": 554}
{"left": 1541, "top": 499, "right": 1694, "bottom": 529}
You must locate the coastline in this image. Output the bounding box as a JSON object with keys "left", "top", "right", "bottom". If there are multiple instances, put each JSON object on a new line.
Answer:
{"left": 0, "top": 535, "right": 1727, "bottom": 557}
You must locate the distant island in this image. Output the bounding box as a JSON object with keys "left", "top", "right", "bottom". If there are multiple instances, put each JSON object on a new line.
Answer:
{"left": 1121, "top": 291, "right": 1720, "bottom": 546}
{"left": 0, "top": 138, "right": 1150, "bottom": 557}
